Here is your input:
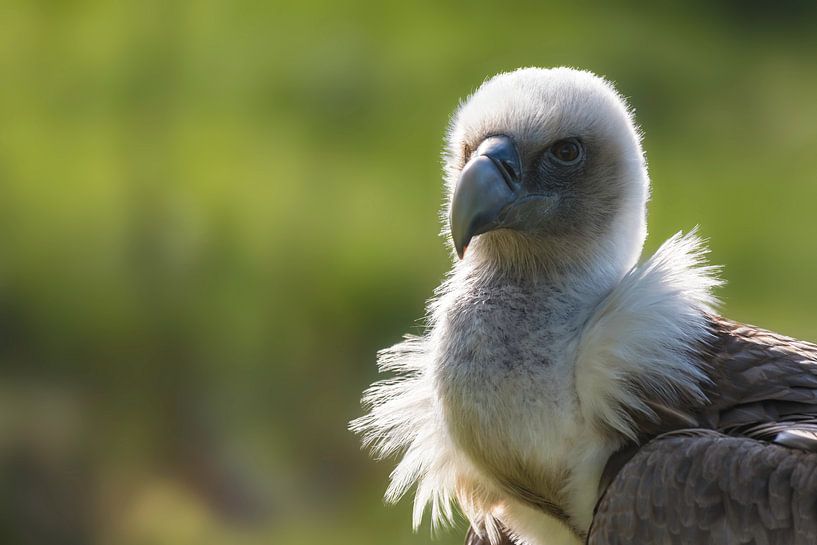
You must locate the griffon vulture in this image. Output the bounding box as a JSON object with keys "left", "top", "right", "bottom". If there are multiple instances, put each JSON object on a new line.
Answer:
{"left": 351, "top": 67, "right": 817, "bottom": 545}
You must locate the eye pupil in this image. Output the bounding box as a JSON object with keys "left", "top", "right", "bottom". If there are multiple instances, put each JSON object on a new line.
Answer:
{"left": 552, "top": 140, "right": 580, "bottom": 163}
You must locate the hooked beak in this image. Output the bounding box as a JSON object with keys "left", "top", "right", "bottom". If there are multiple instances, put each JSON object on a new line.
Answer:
{"left": 450, "top": 135, "right": 523, "bottom": 259}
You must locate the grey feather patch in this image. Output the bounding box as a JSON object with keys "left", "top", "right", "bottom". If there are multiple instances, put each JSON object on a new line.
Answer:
{"left": 589, "top": 432, "right": 817, "bottom": 545}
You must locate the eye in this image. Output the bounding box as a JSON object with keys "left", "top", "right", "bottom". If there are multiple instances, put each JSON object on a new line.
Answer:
{"left": 549, "top": 139, "right": 582, "bottom": 164}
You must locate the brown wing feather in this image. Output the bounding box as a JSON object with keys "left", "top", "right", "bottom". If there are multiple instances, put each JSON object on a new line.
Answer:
{"left": 620, "top": 316, "right": 817, "bottom": 446}
{"left": 588, "top": 430, "right": 817, "bottom": 545}
{"left": 700, "top": 316, "right": 817, "bottom": 441}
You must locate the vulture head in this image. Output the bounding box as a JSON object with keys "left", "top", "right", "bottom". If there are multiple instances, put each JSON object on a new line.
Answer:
{"left": 446, "top": 67, "right": 649, "bottom": 278}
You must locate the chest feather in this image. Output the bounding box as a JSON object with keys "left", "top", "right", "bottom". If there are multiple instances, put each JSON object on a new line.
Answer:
{"left": 434, "top": 284, "right": 594, "bottom": 510}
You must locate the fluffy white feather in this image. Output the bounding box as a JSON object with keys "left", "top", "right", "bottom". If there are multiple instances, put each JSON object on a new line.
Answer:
{"left": 351, "top": 230, "right": 721, "bottom": 542}
{"left": 575, "top": 229, "right": 722, "bottom": 440}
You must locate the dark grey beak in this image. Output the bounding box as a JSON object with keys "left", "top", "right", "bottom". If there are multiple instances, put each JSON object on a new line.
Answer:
{"left": 450, "top": 135, "right": 522, "bottom": 259}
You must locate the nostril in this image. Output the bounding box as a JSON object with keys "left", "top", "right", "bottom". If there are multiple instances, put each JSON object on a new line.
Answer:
{"left": 500, "top": 160, "right": 519, "bottom": 180}
{"left": 489, "top": 158, "right": 518, "bottom": 192}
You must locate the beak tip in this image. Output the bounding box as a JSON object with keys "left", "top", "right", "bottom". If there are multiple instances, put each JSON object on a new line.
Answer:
{"left": 452, "top": 227, "right": 469, "bottom": 260}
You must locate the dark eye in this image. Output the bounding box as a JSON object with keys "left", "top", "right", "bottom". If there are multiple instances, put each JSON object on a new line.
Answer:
{"left": 549, "top": 139, "right": 581, "bottom": 164}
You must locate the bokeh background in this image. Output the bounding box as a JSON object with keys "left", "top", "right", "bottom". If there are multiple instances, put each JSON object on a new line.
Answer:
{"left": 2, "top": 2, "right": 817, "bottom": 544}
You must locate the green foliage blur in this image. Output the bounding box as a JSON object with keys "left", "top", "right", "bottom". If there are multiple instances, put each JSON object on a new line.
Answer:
{"left": 1, "top": 2, "right": 817, "bottom": 544}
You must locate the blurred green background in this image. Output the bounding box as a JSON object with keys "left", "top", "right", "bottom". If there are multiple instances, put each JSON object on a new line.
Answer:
{"left": 1, "top": 2, "right": 817, "bottom": 544}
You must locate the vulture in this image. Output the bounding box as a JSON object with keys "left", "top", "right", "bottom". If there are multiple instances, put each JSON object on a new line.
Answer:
{"left": 350, "top": 67, "right": 817, "bottom": 545}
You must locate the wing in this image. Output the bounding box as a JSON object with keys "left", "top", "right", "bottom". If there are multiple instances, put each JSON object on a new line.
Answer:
{"left": 587, "top": 430, "right": 817, "bottom": 545}
{"left": 621, "top": 316, "right": 817, "bottom": 445}
{"left": 700, "top": 316, "right": 817, "bottom": 442}
{"left": 590, "top": 318, "right": 817, "bottom": 544}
